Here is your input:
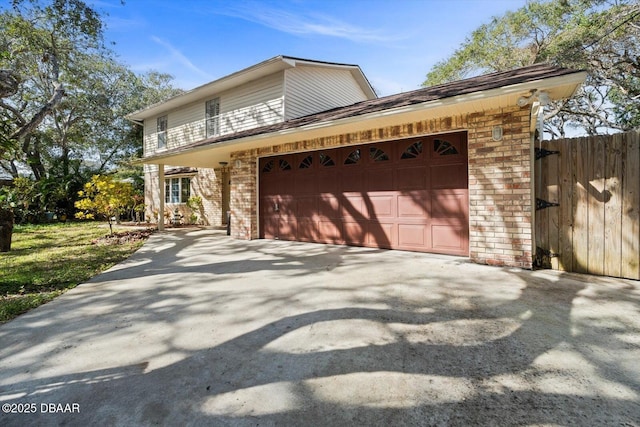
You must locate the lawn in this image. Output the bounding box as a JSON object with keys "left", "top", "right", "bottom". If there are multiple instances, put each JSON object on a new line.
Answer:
{"left": 0, "top": 222, "right": 154, "bottom": 323}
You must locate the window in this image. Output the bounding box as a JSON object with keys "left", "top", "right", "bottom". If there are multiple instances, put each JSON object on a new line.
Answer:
{"left": 344, "top": 149, "right": 361, "bottom": 165}
{"left": 319, "top": 153, "right": 335, "bottom": 167}
{"left": 262, "top": 160, "right": 274, "bottom": 173}
{"left": 164, "top": 177, "right": 191, "bottom": 203}
{"left": 157, "top": 115, "right": 167, "bottom": 149}
{"left": 206, "top": 98, "right": 220, "bottom": 138}
{"left": 299, "top": 155, "right": 313, "bottom": 169}
{"left": 401, "top": 140, "right": 423, "bottom": 159}
{"left": 434, "top": 139, "right": 458, "bottom": 156}
{"left": 279, "top": 159, "right": 292, "bottom": 171}
{"left": 369, "top": 147, "right": 389, "bottom": 162}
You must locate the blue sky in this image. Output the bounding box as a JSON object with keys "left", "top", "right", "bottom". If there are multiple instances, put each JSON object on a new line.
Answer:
{"left": 93, "top": 0, "right": 530, "bottom": 96}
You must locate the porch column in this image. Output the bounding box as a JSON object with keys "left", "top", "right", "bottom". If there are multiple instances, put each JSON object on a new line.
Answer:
{"left": 158, "top": 164, "right": 165, "bottom": 231}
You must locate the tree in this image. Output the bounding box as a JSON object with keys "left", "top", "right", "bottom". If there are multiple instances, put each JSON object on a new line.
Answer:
{"left": 1, "top": 1, "right": 183, "bottom": 218}
{"left": 423, "top": 0, "right": 640, "bottom": 137}
{"left": 75, "top": 175, "right": 138, "bottom": 235}
{"left": 0, "top": 0, "right": 105, "bottom": 153}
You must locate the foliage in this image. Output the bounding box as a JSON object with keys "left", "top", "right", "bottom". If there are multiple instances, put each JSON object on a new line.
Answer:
{"left": 0, "top": 1, "right": 183, "bottom": 222}
{"left": 75, "top": 175, "right": 137, "bottom": 234}
{"left": 423, "top": 0, "right": 640, "bottom": 137}
{"left": 0, "top": 173, "right": 84, "bottom": 222}
{"left": 0, "top": 0, "right": 105, "bottom": 154}
{"left": 0, "top": 222, "right": 152, "bottom": 322}
{"left": 186, "top": 195, "right": 203, "bottom": 224}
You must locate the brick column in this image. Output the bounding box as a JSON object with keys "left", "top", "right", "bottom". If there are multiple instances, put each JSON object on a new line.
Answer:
{"left": 467, "top": 106, "right": 533, "bottom": 268}
{"left": 229, "top": 150, "right": 258, "bottom": 239}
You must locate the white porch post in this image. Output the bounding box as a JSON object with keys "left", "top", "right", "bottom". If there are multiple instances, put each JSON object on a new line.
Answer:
{"left": 158, "top": 164, "right": 165, "bottom": 231}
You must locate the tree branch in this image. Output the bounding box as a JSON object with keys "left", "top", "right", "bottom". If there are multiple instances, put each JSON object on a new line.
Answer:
{"left": 10, "top": 82, "right": 65, "bottom": 141}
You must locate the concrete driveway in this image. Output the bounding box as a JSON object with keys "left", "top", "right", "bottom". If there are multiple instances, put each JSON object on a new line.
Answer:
{"left": 1, "top": 228, "right": 639, "bottom": 426}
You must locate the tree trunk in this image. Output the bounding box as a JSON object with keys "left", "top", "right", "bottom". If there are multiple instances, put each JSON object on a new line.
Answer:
{"left": 0, "top": 208, "right": 14, "bottom": 252}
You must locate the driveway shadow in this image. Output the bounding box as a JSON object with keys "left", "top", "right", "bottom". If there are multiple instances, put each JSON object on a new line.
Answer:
{"left": 0, "top": 230, "right": 638, "bottom": 426}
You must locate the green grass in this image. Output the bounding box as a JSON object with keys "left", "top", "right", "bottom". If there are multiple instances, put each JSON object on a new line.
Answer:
{"left": 0, "top": 222, "right": 153, "bottom": 323}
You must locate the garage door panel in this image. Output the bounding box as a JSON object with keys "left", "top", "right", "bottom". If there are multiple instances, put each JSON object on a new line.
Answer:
{"left": 341, "top": 171, "right": 364, "bottom": 192}
{"left": 344, "top": 221, "right": 366, "bottom": 245}
{"left": 398, "top": 193, "right": 430, "bottom": 217}
{"left": 295, "top": 173, "right": 318, "bottom": 194}
{"left": 431, "top": 191, "right": 468, "bottom": 219}
{"left": 260, "top": 196, "right": 278, "bottom": 216}
{"left": 278, "top": 196, "right": 296, "bottom": 218}
{"left": 263, "top": 217, "right": 279, "bottom": 239}
{"left": 279, "top": 218, "right": 297, "bottom": 241}
{"left": 318, "top": 172, "right": 339, "bottom": 193}
{"left": 431, "top": 163, "right": 467, "bottom": 189}
{"left": 397, "top": 166, "right": 428, "bottom": 190}
{"left": 367, "top": 222, "right": 394, "bottom": 248}
{"left": 296, "top": 218, "right": 317, "bottom": 242}
{"left": 365, "top": 169, "right": 394, "bottom": 191}
{"left": 398, "top": 224, "right": 428, "bottom": 247}
{"left": 319, "top": 195, "right": 340, "bottom": 219}
{"left": 318, "top": 220, "right": 343, "bottom": 243}
{"left": 369, "top": 195, "right": 395, "bottom": 219}
{"left": 432, "top": 225, "right": 465, "bottom": 253}
{"left": 342, "top": 195, "right": 367, "bottom": 220}
{"left": 296, "top": 196, "right": 317, "bottom": 218}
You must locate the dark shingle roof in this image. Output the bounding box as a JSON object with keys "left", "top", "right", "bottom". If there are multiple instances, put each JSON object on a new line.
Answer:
{"left": 166, "top": 63, "right": 583, "bottom": 154}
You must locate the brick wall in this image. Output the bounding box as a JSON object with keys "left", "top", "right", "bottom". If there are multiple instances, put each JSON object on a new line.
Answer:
{"left": 228, "top": 105, "right": 534, "bottom": 268}
{"left": 144, "top": 167, "right": 225, "bottom": 227}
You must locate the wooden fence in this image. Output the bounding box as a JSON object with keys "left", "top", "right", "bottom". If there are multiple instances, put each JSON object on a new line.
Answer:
{"left": 535, "top": 131, "right": 640, "bottom": 280}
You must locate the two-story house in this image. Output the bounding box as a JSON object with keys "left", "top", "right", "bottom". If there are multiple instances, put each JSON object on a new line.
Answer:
{"left": 127, "top": 56, "right": 376, "bottom": 227}
{"left": 128, "top": 55, "right": 586, "bottom": 269}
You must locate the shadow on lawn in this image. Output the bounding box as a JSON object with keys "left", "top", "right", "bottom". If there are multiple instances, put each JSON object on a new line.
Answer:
{"left": 0, "top": 229, "right": 638, "bottom": 426}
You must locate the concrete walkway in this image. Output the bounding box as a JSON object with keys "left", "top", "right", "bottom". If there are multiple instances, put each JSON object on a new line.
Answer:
{"left": 0, "top": 229, "right": 639, "bottom": 426}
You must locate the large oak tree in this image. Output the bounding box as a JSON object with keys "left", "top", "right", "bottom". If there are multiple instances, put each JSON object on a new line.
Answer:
{"left": 423, "top": 0, "right": 640, "bottom": 137}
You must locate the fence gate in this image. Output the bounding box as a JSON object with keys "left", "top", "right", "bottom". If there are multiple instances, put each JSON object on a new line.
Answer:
{"left": 534, "top": 131, "right": 640, "bottom": 280}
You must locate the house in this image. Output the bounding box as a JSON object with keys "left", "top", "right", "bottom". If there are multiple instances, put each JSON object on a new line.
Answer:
{"left": 127, "top": 55, "right": 586, "bottom": 269}
{"left": 128, "top": 56, "right": 376, "bottom": 226}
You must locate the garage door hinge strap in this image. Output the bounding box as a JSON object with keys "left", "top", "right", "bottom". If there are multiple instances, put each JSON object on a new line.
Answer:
{"left": 535, "top": 147, "right": 560, "bottom": 160}
{"left": 536, "top": 198, "right": 560, "bottom": 210}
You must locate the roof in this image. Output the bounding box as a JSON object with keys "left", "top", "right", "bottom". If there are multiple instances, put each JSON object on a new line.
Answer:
{"left": 163, "top": 63, "right": 586, "bottom": 153}
{"left": 127, "top": 55, "right": 376, "bottom": 121}
{"left": 140, "top": 63, "right": 587, "bottom": 169}
{"left": 165, "top": 167, "right": 197, "bottom": 176}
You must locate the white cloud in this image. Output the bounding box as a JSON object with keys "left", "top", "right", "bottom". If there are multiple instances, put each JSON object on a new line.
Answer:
{"left": 215, "top": 2, "right": 404, "bottom": 44}
{"left": 150, "top": 36, "right": 213, "bottom": 80}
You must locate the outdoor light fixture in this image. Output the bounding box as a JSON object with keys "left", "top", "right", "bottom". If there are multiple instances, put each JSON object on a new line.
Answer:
{"left": 219, "top": 161, "right": 228, "bottom": 166}
{"left": 517, "top": 89, "right": 551, "bottom": 107}
{"left": 234, "top": 159, "right": 242, "bottom": 168}
{"left": 492, "top": 126, "right": 503, "bottom": 141}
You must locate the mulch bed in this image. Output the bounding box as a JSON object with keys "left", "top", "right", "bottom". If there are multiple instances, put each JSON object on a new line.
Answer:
{"left": 92, "top": 228, "right": 156, "bottom": 246}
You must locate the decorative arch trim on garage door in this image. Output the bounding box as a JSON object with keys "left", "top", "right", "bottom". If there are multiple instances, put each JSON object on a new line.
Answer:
{"left": 259, "top": 131, "right": 469, "bottom": 256}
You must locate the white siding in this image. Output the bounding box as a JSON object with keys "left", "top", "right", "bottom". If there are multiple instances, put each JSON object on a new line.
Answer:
{"left": 143, "top": 73, "right": 284, "bottom": 155}
{"left": 218, "top": 72, "right": 284, "bottom": 134}
{"left": 284, "top": 66, "right": 368, "bottom": 120}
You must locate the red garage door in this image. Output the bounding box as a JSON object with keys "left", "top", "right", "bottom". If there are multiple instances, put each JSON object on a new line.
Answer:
{"left": 259, "top": 131, "right": 469, "bottom": 256}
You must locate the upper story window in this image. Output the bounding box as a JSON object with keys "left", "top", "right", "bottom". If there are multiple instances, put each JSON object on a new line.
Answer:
{"left": 206, "top": 98, "right": 220, "bottom": 138}
{"left": 157, "top": 115, "right": 168, "bottom": 149}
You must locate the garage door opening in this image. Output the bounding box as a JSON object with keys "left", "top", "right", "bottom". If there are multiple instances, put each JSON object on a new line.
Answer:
{"left": 259, "top": 131, "right": 469, "bottom": 256}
